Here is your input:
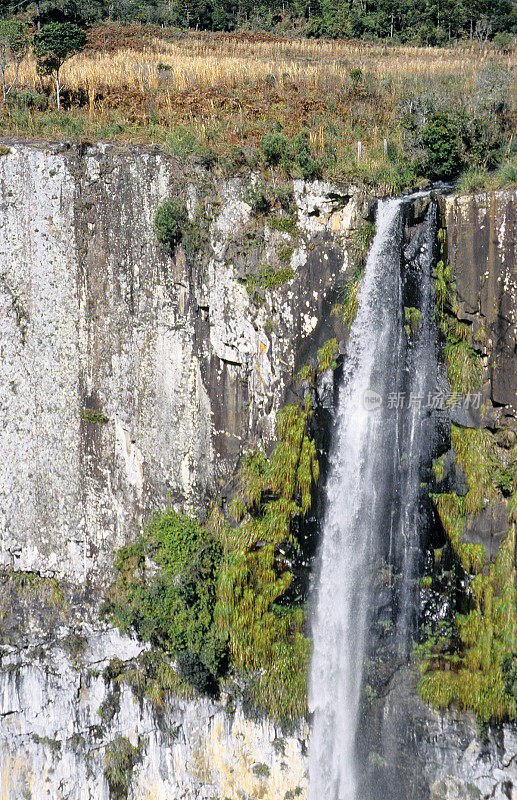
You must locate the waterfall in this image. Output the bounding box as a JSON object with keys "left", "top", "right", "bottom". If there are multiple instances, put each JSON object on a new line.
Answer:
{"left": 308, "top": 196, "right": 438, "bottom": 800}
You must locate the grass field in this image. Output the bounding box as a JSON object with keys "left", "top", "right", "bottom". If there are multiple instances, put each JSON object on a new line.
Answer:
{"left": 2, "top": 25, "right": 516, "bottom": 192}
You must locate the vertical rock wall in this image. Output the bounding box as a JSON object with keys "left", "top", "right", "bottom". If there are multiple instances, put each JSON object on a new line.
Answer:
{"left": 0, "top": 143, "right": 359, "bottom": 587}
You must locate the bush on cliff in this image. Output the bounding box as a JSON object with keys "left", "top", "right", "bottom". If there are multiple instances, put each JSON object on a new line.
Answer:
{"left": 107, "top": 510, "right": 226, "bottom": 696}
{"left": 154, "top": 198, "right": 189, "bottom": 255}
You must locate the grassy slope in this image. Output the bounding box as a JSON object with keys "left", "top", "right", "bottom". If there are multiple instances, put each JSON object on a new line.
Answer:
{"left": 1, "top": 24, "right": 516, "bottom": 193}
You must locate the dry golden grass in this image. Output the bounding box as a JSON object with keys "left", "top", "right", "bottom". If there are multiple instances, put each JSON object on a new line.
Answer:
{"left": 3, "top": 26, "right": 516, "bottom": 196}
{"left": 10, "top": 30, "right": 517, "bottom": 101}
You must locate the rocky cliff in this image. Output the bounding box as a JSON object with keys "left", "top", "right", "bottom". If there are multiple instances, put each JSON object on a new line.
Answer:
{"left": 0, "top": 142, "right": 360, "bottom": 587}
{"left": 0, "top": 142, "right": 361, "bottom": 800}
{"left": 0, "top": 143, "right": 515, "bottom": 800}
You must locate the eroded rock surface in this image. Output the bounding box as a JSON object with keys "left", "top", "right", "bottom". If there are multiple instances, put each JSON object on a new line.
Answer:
{"left": 0, "top": 143, "right": 359, "bottom": 586}
{"left": 0, "top": 147, "right": 515, "bottom": 800}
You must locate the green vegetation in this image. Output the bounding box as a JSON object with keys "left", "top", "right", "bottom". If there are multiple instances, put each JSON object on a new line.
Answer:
{"left": 80, "top": 406, "right": 109, "bottom": 424}
{"left": 277, "top": 243, "right": 294, "bottom": 265}
{"left": 154, "top": 198, "right": 189, "bottom": 255}
{"left": 417, "top": 527, "right": 516, "bottom": 720}
{"left": 404, "top": 306, "right": 422, "bottom": 338}
{"left": 247, "top": 184, "right": 272, "bottom": 216}
{"left": 330, "top": 214, "right": 372, "bottom": 330}
{"left": 0, "top": 569, "right": 65, "bottom": 608}
{"left": 252, "top": 762, "right": 271, "bottom": 778}
{"left": 2, "top": 0, "right": 513, "bottom": 42}
{"left": 0, "top": 18, "right": 514, "bottom": 195}
{"left": 106, "top": 511, "right": 225, "bottom": 695}
{"left": 31, "top": 734, "right": 62, "bottom": 752}
{"left": 216, "top": 399, "right": 318, "bottom": 721}
{"left": 351, "top": 221, "right": 375, "bottom": 268}
{"left": 333, "top": 268, "right": 365, "bottom": 331}
{"left": 241, "top": 265, "right": 295, "bottom": 297}
{"left": 104, "top": 736, "right": 140, "bottom": 800}
{"left": 422, "top": 113, "right": 463, "bottom": 180}
{"left": 154, "top": 196, "right": 209, "bottom": 257}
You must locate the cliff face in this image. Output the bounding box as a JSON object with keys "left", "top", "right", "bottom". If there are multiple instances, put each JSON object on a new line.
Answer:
{"left": 0, "top": 142, "right": 359, "bottom": 800}
{"left": 0, "top": 142, "right": 358, "bottom": 587}
{"left": 445, "top": 191, "right": 517, "bottom": 416}
{"left": 0, "top": 144, "right": 515, "bottom": 800}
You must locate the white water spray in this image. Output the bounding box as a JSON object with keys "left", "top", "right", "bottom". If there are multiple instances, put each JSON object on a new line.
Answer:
{"left": 308, "top": 196, "right": 438, "bottom": 800}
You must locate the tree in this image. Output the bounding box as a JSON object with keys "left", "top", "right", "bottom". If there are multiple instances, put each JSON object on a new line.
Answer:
{"left": 0, "top": 20, "right": 29, "bottom": 101}
{"left": 33, "top": 21, "right": 86, "bottom": 110}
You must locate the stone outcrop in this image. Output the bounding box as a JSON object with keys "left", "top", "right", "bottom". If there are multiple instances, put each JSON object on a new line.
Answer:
{"left": 444, "top": 190, "right": 517, "bottom": 418}
{"left": 0, "top": 624, "right": 308, "bottom": 800}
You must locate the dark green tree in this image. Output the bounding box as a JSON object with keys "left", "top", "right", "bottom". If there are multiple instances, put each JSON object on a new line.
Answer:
{"left": 33, "top": 21, "right": 86, "bottom": 110}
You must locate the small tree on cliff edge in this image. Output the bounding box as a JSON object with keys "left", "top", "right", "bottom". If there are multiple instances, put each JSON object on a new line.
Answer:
{"left": 33, "top": 22, "right": 86, "bottom": 111}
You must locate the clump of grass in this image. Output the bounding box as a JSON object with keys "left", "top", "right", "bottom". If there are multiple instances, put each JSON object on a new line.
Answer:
{"left": 277, "top": 243, "right": 294, "bottom": 264}
{"left": 244, "top": 265, "right": 294, "bottom": 293}
{"left": 104, "top": 736, "right": 140, "bottom": 800}
{"left": 333, "top": 267, "right": 364, "bottom": 330}
{"left": 443, "top": 338, "right": 483, "bottom": 393}
{"left": 81, "top": 406, "right": 109, "bottom": 424}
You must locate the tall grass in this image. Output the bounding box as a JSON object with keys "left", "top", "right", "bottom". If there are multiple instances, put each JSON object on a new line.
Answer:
{"left": 8, "top": 31, "right": 517, "bottom": 99}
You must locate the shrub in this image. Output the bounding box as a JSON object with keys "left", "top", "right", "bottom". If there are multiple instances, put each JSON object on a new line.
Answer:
{"left": 459, "top": 112, "right": 503, "bottom": 170}
{"left": 154, "top": 199, "right": 188, "bottom": 255}
{"left": 493, "top": 31, "right": 515, "bottom": 53}
{"left": 301, "top": 158, "right": 323, "bottom": 181}
{"left": 104, "top": 736, "right": 139, "bottom": 800}
{"left": 246, "top": 184, "right": 272, "bottom": 215}
{"left": 10, "top": 88, "right": 47, "bottom": 111}
{"left": 292, "top": 130, "right": 323, "bottom": 181}
{"left": 262, "top": 131, "right": 289, "bottom": 166}
{"left": 252, "top": 763, "right": 271, "bottom": 778}
{"left": 108, "top": 511, "right": 226, "bottom": 696}
{"left": 422, "top": 113, "right": 463, "bottom": 181}
{"left": 272, "top": 186, "right": 294, "bottom": 211}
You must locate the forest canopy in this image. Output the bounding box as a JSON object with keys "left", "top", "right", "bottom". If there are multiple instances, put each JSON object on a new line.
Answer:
{"left": 0, "top": 0, "right": 515, "bottom": 41}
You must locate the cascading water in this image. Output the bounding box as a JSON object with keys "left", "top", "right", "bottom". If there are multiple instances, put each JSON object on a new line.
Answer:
{"left": 308, "top": 195, "right": 439, "bottom": 800}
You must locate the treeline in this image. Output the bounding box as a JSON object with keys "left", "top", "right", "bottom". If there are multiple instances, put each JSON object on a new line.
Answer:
{"left": 0, "top": 0, "right": 515, "bottom": 43}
